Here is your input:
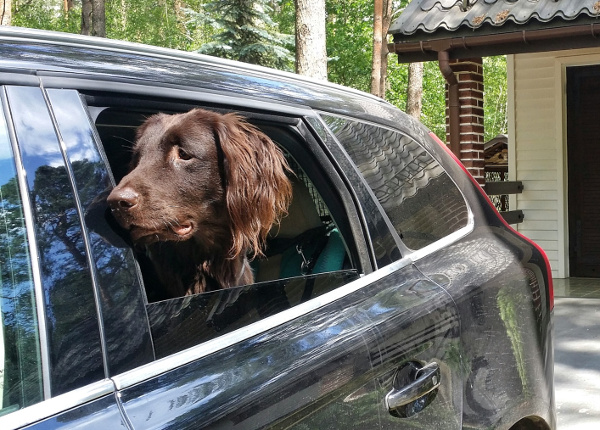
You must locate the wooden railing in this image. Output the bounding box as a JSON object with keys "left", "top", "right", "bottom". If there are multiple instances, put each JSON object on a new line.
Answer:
{"left": 485, "top": 180, "right": 524, "bottom": 224}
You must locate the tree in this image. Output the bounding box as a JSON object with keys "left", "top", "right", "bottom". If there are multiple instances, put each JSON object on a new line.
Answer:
{"left": 108, "top": 0, "right": 210, "bottom": 51}
{"left": 81, "top": 0, "right": 92, "bottom": 35}
{"left": 192, "top": 0, "right": 294, "bottom": 70}
{"left": 91, "top": 0, "right": 105, "bottom": 36}
{"left": 370, "top": 0, "right": 393, "bottom": 98}
{"left": 371, "top": 0, "right": 383, "bottom": 96}
{"left": 406, "top": 62, "right": 423, "bottom": 118}
{"left": 324, "top": 0, "right": 372, "bottom": 91}
{"left": 1, "top": 0, "right": 10, "bottom": 25}
{"left": 81, "top": 0, "right": 105, "bottom": 36}
{"left": 295, "top": 0, "right": 327, "bottom": 80}
{"left": 483, "top": 56, "right": 508, "bottom": 141}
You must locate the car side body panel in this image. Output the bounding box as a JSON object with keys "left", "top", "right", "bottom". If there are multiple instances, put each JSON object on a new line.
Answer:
{"left": 115, "top": 263, "right": 462, "bottom": 429}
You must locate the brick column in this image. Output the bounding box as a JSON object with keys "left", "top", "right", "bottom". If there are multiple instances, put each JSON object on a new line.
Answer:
{"left": 445, "top": 57, "right": 485, "bottom": 185}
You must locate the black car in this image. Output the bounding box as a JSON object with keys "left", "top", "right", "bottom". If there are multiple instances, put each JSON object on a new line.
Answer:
{"left": 0, "top": 27, "right": 555, "bottom": 429}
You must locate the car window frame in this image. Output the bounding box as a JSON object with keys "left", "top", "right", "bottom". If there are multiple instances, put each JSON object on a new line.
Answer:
{"left": 0, "top": 87, "right": 45, "bottom": 414}
{"left": 1, "top": 86, "right": 52, "bottom": 401}
{"left": 48, "top": 82, "right": 376, "bottom": 356}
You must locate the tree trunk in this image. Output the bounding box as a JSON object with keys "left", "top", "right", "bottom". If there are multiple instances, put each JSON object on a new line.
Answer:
{"left": 1, "top": 0, "right": 11, "bottom": 26}
{"left": 371, "top": 0, "right": 393, "bottom": 98}
{"left": 91, "top": 0, "right": 106, "bottom": 37}
{"left": 406, "top": 62, "right": 424, "bottom": 119}
{"left": 379, "top": 0, "right": 393, "bottom": 97}
{"left": 81, "top": 0, "right": 92, "bottom": 35}
{"left": 370, "top": 0, "right": 383, "bottom": 97}
{"left": 295, "top": 0, "right": 327, "bottom": 81}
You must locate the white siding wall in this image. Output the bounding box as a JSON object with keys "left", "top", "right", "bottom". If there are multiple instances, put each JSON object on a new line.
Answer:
{"left": 509, "top": 48, "right": 600, "bottom": 278}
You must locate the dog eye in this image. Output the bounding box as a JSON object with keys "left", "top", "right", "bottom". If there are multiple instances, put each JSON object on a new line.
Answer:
{"left": 177, "top": 147, "right": 192, "bottom": 160}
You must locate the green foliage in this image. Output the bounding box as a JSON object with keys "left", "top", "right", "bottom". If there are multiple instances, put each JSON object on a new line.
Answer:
{"left": 11, "top": 0, "right": 508, "bottom": 142}
{"left": 326, "top": 0, "right": 374, "bottom": 92}
{"left": 13, "top": 0, "right": 213, "bottom": 51}
{"left": 12, "top": 0, "right": 80, "bottom": 33}
{"left": 191, "top": 0, "right": 294, "bottom": 71}
{"left": 387, "top": 60, "right": 446, "bottom": 140}
{"left": 106, "top": 0, "right": 212, "bottom": 51}
{"left": 483, "top": 55, "right": 508, "bottom": 142}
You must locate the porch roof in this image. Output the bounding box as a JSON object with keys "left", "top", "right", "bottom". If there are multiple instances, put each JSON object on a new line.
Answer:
{"left": 388, "top": 0, "right": 600, "bottom": 62}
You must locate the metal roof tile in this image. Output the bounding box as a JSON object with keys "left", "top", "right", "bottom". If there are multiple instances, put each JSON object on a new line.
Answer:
{"left": 389, "top": 0, "right": 600, "bottom": 36}
{"left": 420, "top": 0, "right": 461, "bottom": 12}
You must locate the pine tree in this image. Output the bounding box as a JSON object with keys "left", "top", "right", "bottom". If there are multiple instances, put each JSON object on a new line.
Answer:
{"left": 190, "top": 0, "right": 294, "bottom": 71}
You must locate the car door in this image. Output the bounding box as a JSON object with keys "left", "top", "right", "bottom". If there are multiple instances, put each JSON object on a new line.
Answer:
{"left": 42, "top": 85, "right": 464, "bottom": 429}
{"left": 115, "top": 261, "right": 462, "bottom": 430}
{"left": 0, "top": 85, "right": 130, "bottom": 429}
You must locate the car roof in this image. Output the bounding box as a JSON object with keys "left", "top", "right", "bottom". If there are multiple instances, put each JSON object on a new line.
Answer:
{"left": 0, "top": 26, "right": 413, "bottom": 128}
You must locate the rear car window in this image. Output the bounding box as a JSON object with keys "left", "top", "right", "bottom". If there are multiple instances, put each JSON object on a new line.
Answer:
{"left": 321, "top": 115, "right": 469, "bottom": 250}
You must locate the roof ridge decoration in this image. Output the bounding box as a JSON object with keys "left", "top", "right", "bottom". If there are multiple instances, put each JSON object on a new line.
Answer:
{"left": 390, "top": 0, "right": 600, "bottom": 36}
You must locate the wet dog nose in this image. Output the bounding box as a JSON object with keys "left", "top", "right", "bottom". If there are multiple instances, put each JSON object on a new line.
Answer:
{"left": 107, "top": 187, "right": 139, "bottom": 210}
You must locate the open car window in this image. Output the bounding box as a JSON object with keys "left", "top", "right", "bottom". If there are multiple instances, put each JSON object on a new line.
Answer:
{"left": 49, "top": 90, "right": 361, "bottom": 361}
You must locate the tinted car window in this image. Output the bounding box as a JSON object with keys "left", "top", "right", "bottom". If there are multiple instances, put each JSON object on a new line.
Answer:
{"left": 0, "top": 99, "right": 43, "bottom": 416}
{"left": 321, "top": 115, "right": 469, "bottom": 250}
{"left": 5, "top": 87, "right": 104, "bottom": 395}
{"left": 306, "top": 116, "right": 398, "bottom": 268}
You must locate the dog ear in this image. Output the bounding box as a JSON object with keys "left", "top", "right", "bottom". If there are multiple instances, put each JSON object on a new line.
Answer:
{"left": 213, "top": 112, "right": 292, "bottom": 259}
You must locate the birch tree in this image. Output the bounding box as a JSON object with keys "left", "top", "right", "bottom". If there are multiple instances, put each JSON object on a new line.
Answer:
{"left": 406, "top": 62, "right": 423, "bottom": 118}
{"left": 1, "top": 0, "right": 11, "bottom": 25}
{"left": 295, "top": 0, "right": 327, "bottom": 80}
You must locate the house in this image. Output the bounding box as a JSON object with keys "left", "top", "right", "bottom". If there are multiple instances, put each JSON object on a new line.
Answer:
{"left": 388, "top": 0, "right": 600, "bottom": 279}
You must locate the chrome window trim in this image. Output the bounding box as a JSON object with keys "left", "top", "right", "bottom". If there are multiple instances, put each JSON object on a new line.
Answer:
{"left": 111, "top": 222, "right": 473, "bottom": 391}
{"left": 0, "top": 379, "right": 114, "bottom": 429}
{"left": 1, "top": 85, "right": 52, "bottom": 399}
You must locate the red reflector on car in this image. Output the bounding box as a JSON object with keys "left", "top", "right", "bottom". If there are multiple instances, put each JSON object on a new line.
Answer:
{"left": 428, "top": 131, "right": 554, "bottom": 310}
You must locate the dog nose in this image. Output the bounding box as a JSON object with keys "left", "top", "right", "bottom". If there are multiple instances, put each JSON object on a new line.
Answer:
{"left": 107, "top": 187, "right": 139, "bottom": 210}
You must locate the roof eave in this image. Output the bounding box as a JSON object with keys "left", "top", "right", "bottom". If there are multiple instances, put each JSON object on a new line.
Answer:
{"left": 389, "top": 21, "right": 600, "bottom": 62}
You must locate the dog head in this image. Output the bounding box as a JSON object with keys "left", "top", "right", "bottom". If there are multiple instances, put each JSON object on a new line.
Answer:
{"left": 107, "top": 108, "right": 292, "bottom": 259}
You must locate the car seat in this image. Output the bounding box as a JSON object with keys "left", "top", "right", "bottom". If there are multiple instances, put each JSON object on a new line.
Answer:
{"left": 254, "top": 177, "right": 347, "bottom": 282}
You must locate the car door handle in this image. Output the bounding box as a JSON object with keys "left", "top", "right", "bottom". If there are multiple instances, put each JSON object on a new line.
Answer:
{"left": 385, "top": 362, "right": 441, "bottom": 411}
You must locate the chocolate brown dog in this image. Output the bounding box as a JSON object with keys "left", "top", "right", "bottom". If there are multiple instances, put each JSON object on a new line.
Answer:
{"left": 107, "top": 109, "right": 292, "bottom": 297}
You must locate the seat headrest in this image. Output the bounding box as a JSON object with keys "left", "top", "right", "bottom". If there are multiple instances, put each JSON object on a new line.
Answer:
{"left": 274, "top": 178, "right": 322, "bottom": 239}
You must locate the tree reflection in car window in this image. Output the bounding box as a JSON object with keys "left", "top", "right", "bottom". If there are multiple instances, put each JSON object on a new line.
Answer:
{"left": 6, "top": 86, "right": 103, "bottom": 396}
{"left": 0, "top": 97, "right": 43, "bottom": 415}
{"left": 46, "top": 89, "right": 154, "bottom": 375}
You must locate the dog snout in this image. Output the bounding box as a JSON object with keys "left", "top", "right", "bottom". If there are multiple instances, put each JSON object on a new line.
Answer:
{"left": 107, "top": 186, "right": 140, "bottom": 211}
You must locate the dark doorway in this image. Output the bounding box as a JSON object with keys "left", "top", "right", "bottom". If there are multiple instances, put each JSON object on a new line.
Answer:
{"left": 567, "top": 65, "right": 600, "bottom": 277}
